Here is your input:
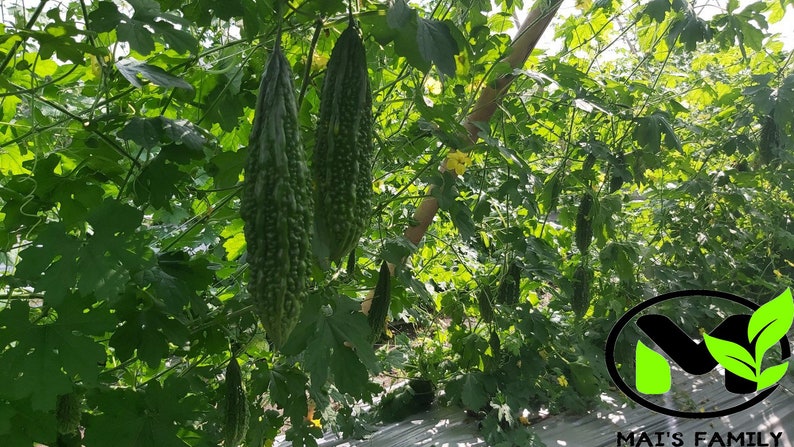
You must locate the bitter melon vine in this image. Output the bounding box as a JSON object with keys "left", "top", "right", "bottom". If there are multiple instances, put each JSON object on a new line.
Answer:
{"left": 312, "top": 19, "right": 374, "bottom": 264}
{"left": 241, "top": 39, "right": 313, "bottom": 348}
{"left": 223, "top": 357, "right": 250, "bottom": 447}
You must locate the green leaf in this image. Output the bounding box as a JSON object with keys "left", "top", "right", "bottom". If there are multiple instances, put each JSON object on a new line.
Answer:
{"left": 569, "top": 362, "right": 601, "bottom": 397}
{"left": 643, "top": 0, "right": 671, "bottom": 22}
{"left": 540, "top": 173, "right": 563, "bottom": 213}
{"left": 0, "top": 401, "right": 13, "bottom": 435}
{"left": 448, "top": 201, "right": 476, "bottom": 241}
{"left": 416, "top": 18, "right": 459, "bottom": 77}
{"left": 16, "top": 345, "right": 74, "bottom": 411}
{"left": 132, "top": 156, "right": 187, "bottom": 210}
{"left": 208, "top": 148, "right": 246, "bottom": 189}
{"left": 748, "top": 288, "right": 794, "bottom": 362}
{"left": 702, "top": 333, "right": 757, "bottom": 381}
{"left": 117, "top": 21, "right": 156, "bottom": 55}
{"left": 54, "top": 329, "right": 106, "bottom": 385}
{"left": 392, "top": 19, "right": 431, "bottom": 73}
{"left": 88, "top": 2, "right": 127, "bottom": 33}
{"left": 118, "top": 117, "right": 161, "bottom": 148}
{"left": 387, "top": 0, "right": 413, "bottom": 28}
{"left": 757, "top": 361, "right": 788, "bottom": 390}
{"left": 452, "top": 372, "right": 490, "bottom": 411}
{"left": 281, "top": 294, "right": 378, "bottom": 399}
{"left": 331, "top": 344, "right": 370, "bottom": 399}
{"left": 118, "top": 116, "right": 206, "bottom": 152}
{"left": 86, "top": 198, "right": 143, "bottom": 236}
{"left": 632, "top": 111, "right": 679, "bottom": 152}
{"left": 158, "top": 119, "right": 207, "bottom": 152}
{"left": 380, "top": 237, "right": 417, "bottom": 266}
{"left": 83, "top": 385, "right": 191, "bottom": 447}
{"left": 116, "top": 59, "right": 193, "bottom": 90}
{"left": 668, "top": 12, "right": 712, "bottom": 51}
{"left": 13, "top": 223, "right": 82, "bottom": 307}
{"left": 151, "top": 22, "right": 198, "bottom": 54}
{"left": 325, "top": 294, "right": 379, "bottom": 373}
{"left": 268, "top": 365, "right": 308, "bottom": 417}
{"left": 127, "top": 0, "right": 162, "bottom": 21}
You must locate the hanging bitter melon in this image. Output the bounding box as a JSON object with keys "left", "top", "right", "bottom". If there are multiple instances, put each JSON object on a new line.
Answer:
{"left": 313, "top": 20, "right": 374, "bottom": 264}
{"left": 368, "top": 260, "right": 392, "bottom": 342}
{"left": 574, "top": 192, "right": 594, "bottom": 253}
{"left": 223, "top": 357, "right": 250, "bottom": 447}
{"left": 477, "top": 286, "right": 494, "bottom": 322}
{"left": 758, "top": 114, "right": 780, "bottom": 166}
{"left": 571, "top": 263, "right": 592, "bottom": 318}
{"left": 496, "top": 261, "right": 521, "bottom": 305}
{"left": 241, "top": 40, "right": 313, "bottom": 348}
{"left": 55, "top": 392, "right": 81, "bottom": 435}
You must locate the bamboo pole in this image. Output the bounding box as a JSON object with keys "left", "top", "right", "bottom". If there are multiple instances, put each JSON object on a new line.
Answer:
{"left": 363, "top": 0, "right": 564, "bottom": 314}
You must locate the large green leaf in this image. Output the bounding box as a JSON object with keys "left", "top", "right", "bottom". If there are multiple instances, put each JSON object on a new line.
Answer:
{"left": 416, "top": 18, "right": 460, "bottom": 77}
{"left": 116, "top": 59, "right": 193, "bottom": 89}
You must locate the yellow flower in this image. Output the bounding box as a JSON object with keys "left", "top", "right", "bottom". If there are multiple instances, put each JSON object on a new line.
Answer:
{"left": 311, "top": 52, "right": 329, "bottom": 71}
{"left": 445, "top": 151, "right": 472, "bottom": 175}
{"left": 425, "top": 77, "right": 443, "bottom": 95}
{"left": 557, "top": 375, "right": 569, "bottom": 387}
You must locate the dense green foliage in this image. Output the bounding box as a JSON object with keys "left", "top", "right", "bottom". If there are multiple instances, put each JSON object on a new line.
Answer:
{"left": 0, "top": 0, "right": 792, "bottom": 446}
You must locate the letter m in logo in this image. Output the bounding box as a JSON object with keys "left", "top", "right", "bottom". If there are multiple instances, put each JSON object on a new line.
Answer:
{"left": 635, "top": 314, "right": 756, "bottom": 394}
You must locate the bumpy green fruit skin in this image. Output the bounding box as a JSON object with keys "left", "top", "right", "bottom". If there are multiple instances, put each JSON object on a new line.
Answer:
{"left": 572, "top": 264, "right": 592, "bottom": 318}
{"left": 313, "top": 24, "right": 374, "bottom": 263}
{"left": 496, "top": 262, "right": 521, "bottom": 305}
{"left": 368, "top": 260, "right": 392, "bottom": 342}
{"left": 575, "top": 193, "right": 594, "bottom": 253}
{"left": 488, "top": 329, "right": 501, "bottom": 357}
{"left": 477, "top": 287, "right": 494, "bottom": 322}
{"left": 56, "top": 393, "right": 81, "bottom": 435}
{"left": 758, "top": 114, "right": 779, "bottom": 166}
{"left": 609, "top": 151, "right": 627, "bottom": 193}
{"left": 241, "top": 43, "right": 313, "bottom": 348}
{"left": 223, "top": 357, "right": 250, "bottom": 447}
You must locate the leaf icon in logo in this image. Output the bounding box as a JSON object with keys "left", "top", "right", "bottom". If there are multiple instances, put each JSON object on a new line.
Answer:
{"left": 748, "top": 288, "right": 794, "bottom": 363}
{"left": 703, "top": 288, "right": 793, "bottom": 391}
{"left": 701, "top": 333, "right": 757, "bottom": 382}
{"left": 757, "top": 361, "right": 789, "bottom": 390}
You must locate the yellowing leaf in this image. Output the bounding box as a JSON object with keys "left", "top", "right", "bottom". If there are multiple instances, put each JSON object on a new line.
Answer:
{"left": 223, "top": 232, "right": 246, "bottom": 260}
{"left": 311, "top": 52, "right": 328, "bottom": 71}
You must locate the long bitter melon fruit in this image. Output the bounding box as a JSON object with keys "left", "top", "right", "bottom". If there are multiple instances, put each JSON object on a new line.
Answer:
{"left": 241, "top": 40, "right": 313, "bottom": 348}
{"left": 368, "top": 260, "right": 392, "bottom": 342}
{"left": 575, "top": 192, "right": 594, "bottom": 253}
{"left": 312, "top": 21, "right": 374, "bottom": 264}
{"left": 223, "top": 357, "right": 249, "bottom": 447}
